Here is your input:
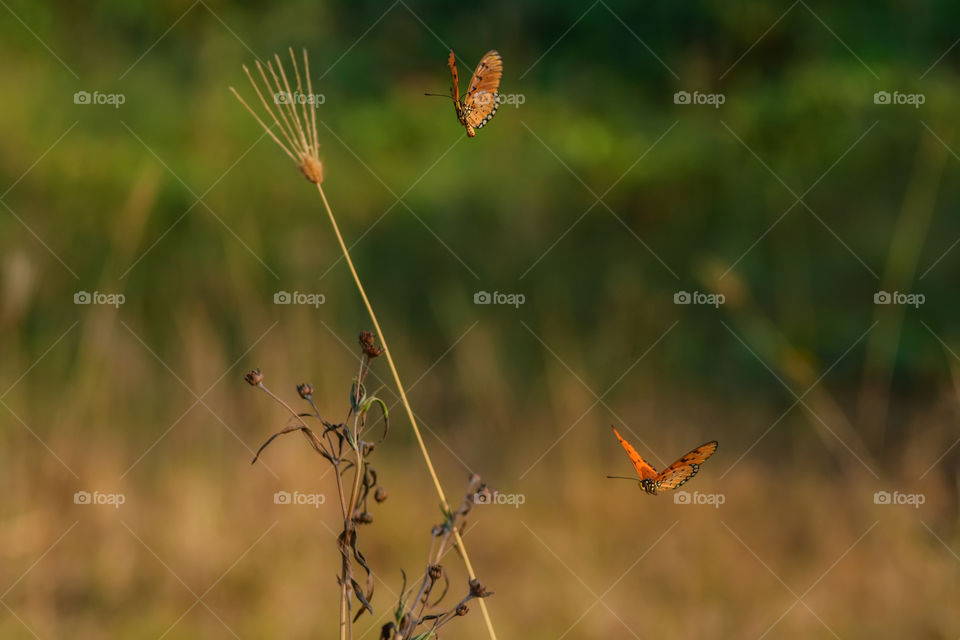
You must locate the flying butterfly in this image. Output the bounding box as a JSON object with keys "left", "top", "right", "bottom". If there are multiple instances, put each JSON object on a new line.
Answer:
{"left": 607, "top": 426, "right": 718, "bottom": 495}
{"left": 426, "top": 49, "right": 503, "bottom": 137}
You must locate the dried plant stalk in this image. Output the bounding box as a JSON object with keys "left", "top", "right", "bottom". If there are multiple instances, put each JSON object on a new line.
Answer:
{"left": 231, "top": 48, "right": 497, "bottom": 640}
{"left": 246, "top": 344, "right": 386, "bottom": 640}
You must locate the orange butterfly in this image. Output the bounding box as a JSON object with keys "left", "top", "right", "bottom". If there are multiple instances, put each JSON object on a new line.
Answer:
{"left": 608, "top": 426, "right": 718, "bottom": 495}
{"left": 433, "top": 49, "right": 503, "bottom": 137}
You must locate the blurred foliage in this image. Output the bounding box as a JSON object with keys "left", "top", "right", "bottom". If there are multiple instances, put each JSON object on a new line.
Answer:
{"left": 1, "top": 0, "right": 960, "bottom": 479}
{"left": 3, "top": 1, "right": 960, "bottom": 403}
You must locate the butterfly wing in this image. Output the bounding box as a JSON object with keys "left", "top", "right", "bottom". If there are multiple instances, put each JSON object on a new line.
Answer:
{"left": 653, "top": 441, "right": 718, "bottom": 491}
{"left": 611, "top": 426, "right": 658, "bottom": 480}
{"left": 448, "top": 49, "right": 460, "bottom": 102}
{"left": 447, "top": 49, "right": 463, "bottom": 121}
{"left": 463, "top": 50, "right": 502, "bottom": 131}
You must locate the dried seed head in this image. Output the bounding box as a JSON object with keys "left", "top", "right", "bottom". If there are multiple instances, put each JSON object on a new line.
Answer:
{"left": 358, "top": 331, "right": 384, "bottom": 358}
{"left": 468, "top": 578, "right": 492, "bottom": 598}
{"left": 297, "top": 383, "right": 314, "bottom": 399}
{"left": 431, "top": 524, "right": 444, "bottom": 537}
{"left": 374, "top": 487, "right": 388, "bottom": 503}
{"left": 231, "top": 50, "right": 324, "bottom": 188}
{"left": 298, "top": 154, "right": 324, "bottom": 184}
{"left": 428, "top": 564, "right": 442, "bottom": 581}
{"left": 354, "top": 511, "right": 374, "bottom": 524}
{"left": 244, "top": 368, "right": 264, "bottom": 386}
{"left": 456, "top": 603, "right": 469, "bottom": 616}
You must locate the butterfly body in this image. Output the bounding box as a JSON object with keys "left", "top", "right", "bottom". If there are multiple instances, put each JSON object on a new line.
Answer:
{"left": 609, "top": 426, "right": 717, "bottom": 495}
{"left": 639, "top": 478, "right": 659, "bottom": 495}
{"left": 447, "top": 49, "right": 502, "bottom": 137}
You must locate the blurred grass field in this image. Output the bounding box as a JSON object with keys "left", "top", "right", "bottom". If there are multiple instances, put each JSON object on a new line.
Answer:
{"left": 2, "top": 1, "right": 960, "bottom": 638}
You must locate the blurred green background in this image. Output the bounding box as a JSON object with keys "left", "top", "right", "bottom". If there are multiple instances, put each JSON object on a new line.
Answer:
{"left": 2, "top": 1, "right": 959, "bottom": 638}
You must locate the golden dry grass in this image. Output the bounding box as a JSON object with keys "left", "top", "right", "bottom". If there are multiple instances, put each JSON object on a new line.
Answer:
{"left": 2, "top": 315, "right": 957, "bottom": 638}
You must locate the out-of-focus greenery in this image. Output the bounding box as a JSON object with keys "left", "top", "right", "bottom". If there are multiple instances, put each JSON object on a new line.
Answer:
{"left": 2, "top": 1, "right": 960, "bottom": 638}
{"left": 4, "top": 2, "right": 960, "bottom": 403}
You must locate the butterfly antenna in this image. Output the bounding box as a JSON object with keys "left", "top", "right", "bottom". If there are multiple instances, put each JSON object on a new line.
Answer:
{"left": 423, "top": 92, "right": 454, "bottom": 100}
{"left": 606, "top": 475, "right": 638, "bottom": 481}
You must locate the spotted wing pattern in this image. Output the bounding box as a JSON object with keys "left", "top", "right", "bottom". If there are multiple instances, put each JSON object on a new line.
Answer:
{"left": 653, "top": 441, "right": 718, "bottom": 492}
{"left": 611, "top": 426, "right": 658, "bottom": 480}
{"left": 462, "top": 50, "right": 502, "bottom": 131}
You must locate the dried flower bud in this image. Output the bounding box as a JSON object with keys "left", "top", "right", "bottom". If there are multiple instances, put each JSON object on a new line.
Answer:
{"left": 297, "top": 383, "right": 314, "bottom": 399}
{"left": 468, "top": 578, "right": 492, "bottom": 598}
{"left": 244, "top": 369, "right": 263, "bottom": 386}
{"left": 428, "top": 564, "right": 442, "bottom": 581}
{"left": 456, "top": 603, "right": 469, "bottom": 616}
{"left": 358, "top": 330, "right": 384, "bottom": 358}
{"left": 378, "top": 622, "right": 395, "bottom": 640}
{"left": 374, "top": 487, "right": 388, "bottom": 503}
{"left": 431, "top": 524, "right": 444, "bottom": 536}
{"left": 354, "top": 511, "right": 374, "bottom": 524}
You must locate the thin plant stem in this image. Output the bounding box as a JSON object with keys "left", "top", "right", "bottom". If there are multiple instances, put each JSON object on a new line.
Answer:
{"left": 232, "top": 48, "right": 495, "bottom": 639}
{"left": 257, "top": 381, "right": 354, "bottom": 639}
{"left": 314, "top": 182, "right": 497, "bottom": 639}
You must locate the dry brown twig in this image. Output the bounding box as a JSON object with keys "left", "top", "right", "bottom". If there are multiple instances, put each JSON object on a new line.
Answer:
{"left": 379, "top": 476, "right": 495, "bottom": 640}
{"left": 245, "top": 334, "right": 388, "bottom": 637}
{"left": 244, "top": 335, "right": 493, "bottom": 639}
